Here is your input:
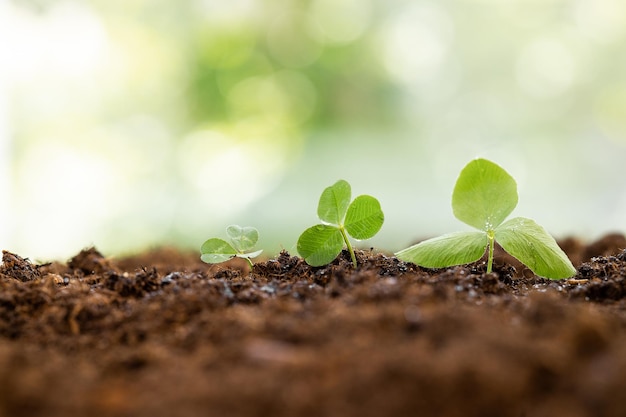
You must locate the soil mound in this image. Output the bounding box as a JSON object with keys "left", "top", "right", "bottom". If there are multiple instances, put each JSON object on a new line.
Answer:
{"left": 1, "top": 234, "right": 626, "bottom": 417}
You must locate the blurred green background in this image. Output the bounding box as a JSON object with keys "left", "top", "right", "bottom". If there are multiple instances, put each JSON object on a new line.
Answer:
{"left": 1, "top": 0, "right": 626, "bottom": 260}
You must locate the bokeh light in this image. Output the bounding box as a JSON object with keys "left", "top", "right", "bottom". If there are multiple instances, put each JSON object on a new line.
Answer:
{"left": 2, "top": 0, "right": 626, "bottom": 260}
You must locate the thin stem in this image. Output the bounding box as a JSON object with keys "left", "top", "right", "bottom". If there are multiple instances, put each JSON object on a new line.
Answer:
{"left": 242, "top": 256, "right": 254, "bottom": 271}
{"left": 486, "top": 231, "right": 495, "bottom": 274}
{"left": 339, "top": 226, "right": 357, "bottom": 268}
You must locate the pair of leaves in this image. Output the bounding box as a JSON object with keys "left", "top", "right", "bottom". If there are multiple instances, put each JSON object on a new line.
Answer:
{"left": 200, "top": 225, "right": 263, "bottom": 268}
{"left": 297, "top": 180, "right": 384, "bottom": 267}
{"left": 396, "top": 158, "right": 575, "bottom": 279}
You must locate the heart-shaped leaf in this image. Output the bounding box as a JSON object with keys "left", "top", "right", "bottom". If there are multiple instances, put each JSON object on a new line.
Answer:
{"left": 452, "top": 158, "right": 518, "bottom": 231}
{"left": 236, "top": 249, "right": 264, "bottom": 259}
{"left": 297, "top": 224, "right": 344, "bottom": 267}
{"left": 344, "top": 195, "right": 384, "bottom": 240}
{"left": 495, "top": 217, "right": 576, "bottom": 279}
{"left": 226, "top": 225, "right": 259, "bottom": 252}
{"left": 396, "top": 231, "right": 488, "bottom": 268}
{"left": 200, "top": 238, "right": 237, "bottom": 264}
{"left": 317, "top": 180, "right": 351, "bottom": 225}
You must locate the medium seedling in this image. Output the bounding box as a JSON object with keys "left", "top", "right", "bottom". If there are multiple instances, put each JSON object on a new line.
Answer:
{"left": 200, "top": 225, "right": 263, "bottom": 270}
{"left": 297, "top": 179, "right": 384, "bottom": 268}
{"left": 395, "top": 158, "right": 576, "bottom": 279}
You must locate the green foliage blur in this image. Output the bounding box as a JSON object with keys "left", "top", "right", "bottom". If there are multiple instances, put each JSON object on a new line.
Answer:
{"left": 185, "top": 16, "right": 395, "bottom": 130}
{"left": 4, "top": 0, "right": 626, "bottom": 259}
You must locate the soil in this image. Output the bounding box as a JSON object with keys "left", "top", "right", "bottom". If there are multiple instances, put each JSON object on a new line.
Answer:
{"left": 2, "top": 233, "right": 626, "bottom": 417}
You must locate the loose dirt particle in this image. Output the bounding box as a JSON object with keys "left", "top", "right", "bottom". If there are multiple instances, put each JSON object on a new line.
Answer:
{"left": 1, "top": 235, "right": 626, "bottom": 417}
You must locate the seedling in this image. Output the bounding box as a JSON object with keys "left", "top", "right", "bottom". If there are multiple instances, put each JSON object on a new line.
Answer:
{"left": 297, "top": 179, "right": 384, "bottom": 268}
{"left": 200, "top": 225, "right": 263, "bottom": 270}
{"left": 395, "top": 158, "right": 576, "bottom": 279}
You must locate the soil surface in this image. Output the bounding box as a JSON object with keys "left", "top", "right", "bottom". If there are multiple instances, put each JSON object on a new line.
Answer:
{"left": 2, "top": 233, "right": 626, "bottom": 417}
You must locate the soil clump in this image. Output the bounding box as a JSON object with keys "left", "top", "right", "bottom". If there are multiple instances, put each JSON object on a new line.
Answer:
{"left": 1, "top": 234, "right": 626, "bottom": 417}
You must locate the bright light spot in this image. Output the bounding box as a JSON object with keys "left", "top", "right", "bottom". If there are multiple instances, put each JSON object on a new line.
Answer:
{"left": 195, "top": 0, "right": 257, "bottom": 23}
{"left": 0, "top": 80, "right": 8, "bottom": 247}
{"left": 206, "top": 34, "right": 256, "bottom": 70}
{"left": 15, "top": 144, "right": 119, "bottom": 258}
{"left": 273, "top": 71, "right": 317, "bottom": 125}
{"left": 227, "top": 71, "right": 317, "bottom": 126}
{"left": 100, "top": 115, "right": 173, "bottom": 176}
{"left": 267, "top": 11, "right": 323, "bottom": 68}
{"left": 381, "top": 3, "right": 454, "bottom": 86}
{"left": 308, "top": 0, "right": 372, "bottom": 44}
{"left": 178, "top": 128, "right": 293, "bottom": 213}
{"left": 515, "top": 38, "right": 576, "bottom": 98}
{"left": 573, "top": 0, "right": 626, "bottom": 43}
{"left": 2, "top": 2, "right": 109, "bottom": 82}
{"left": 593, "top": 86, "right": 626, "bottom": 143}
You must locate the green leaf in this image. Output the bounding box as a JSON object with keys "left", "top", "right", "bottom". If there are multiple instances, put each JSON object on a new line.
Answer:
{"left": 226, "top": 225, "right": 259, "bottom": 252}
{"left": 452, "top": 158, "right": 518, "bottom": 231}
{"left": 297, "top": 224, "right": 344, "bottom": 266}
{"left": 395, "top": 231, "right": 488, "bottom": 268}
{"left": 200, "top": 238, "right": 237, "bottom": 264}
{"left": 317, "top": 180, "right": 351, "bottom": 225}
{"left": 344, "top": 195, "right": 384, "bottom": 240}
{"left": 236, "top": 249, "right": 263, "bottom": 259}
{"left": 495, "top": 217, "right": 576, "bottom": 279}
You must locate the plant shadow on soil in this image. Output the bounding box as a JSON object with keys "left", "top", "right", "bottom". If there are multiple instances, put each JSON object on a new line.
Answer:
{"left": 2, "top": 233, "right": 626, "bottom": 417}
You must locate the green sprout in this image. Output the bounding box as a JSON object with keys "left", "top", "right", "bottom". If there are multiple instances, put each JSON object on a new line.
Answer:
{"left": 395, "top": 158, "right": 576, "bottom": 279}
{"left": 200, "top": 225, "right": 263, "bottom": 270}
{"left": 297, "top": 179, "right": 384, "bottom": 268}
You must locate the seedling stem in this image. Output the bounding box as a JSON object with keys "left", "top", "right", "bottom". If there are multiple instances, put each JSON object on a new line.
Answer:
{"left": 339, "top": 225, "right": 358, "bottom": 268}
{"left": 243, "top": 257, "right": 254, "bottom": 270}
{"left": 487, "top": 230, "right": 495, "bottom": 274}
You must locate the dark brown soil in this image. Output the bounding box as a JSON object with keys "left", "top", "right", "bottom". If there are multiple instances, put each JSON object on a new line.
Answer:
{"left": 2, "top": 234, "right": 626, "bottom": 417}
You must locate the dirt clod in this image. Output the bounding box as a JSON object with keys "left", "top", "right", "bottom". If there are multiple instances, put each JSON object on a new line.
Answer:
{"left": 1, "top": 235, "right": 626, "bottom": 417}
{"left": 0, "top": 250, "right": 42, "bottom": 282}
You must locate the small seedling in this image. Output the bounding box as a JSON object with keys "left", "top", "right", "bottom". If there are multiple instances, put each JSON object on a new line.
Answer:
{"left": 200, "top": 225, "right": 263, "bottom": 270}
{"left": 395, "top": 158, "right": 576, "bottom": 279}
{"left": 297, "top": 179, "right": 384, "bottom": 268}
